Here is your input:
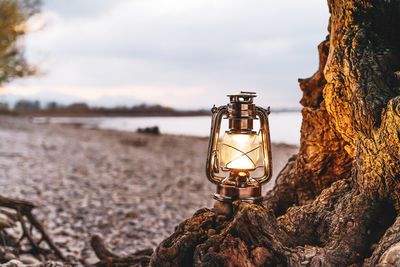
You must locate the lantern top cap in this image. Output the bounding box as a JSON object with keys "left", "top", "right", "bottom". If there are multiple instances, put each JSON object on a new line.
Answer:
{"left": 227, "top": 91, "right": 257, "bottom": 104}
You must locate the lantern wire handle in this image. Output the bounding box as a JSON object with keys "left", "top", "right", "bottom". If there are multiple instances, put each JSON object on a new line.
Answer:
{"left": 252, "top": 106, "right": 273, "bottom": 183}
{"left": 206, "top": 105, "right": 228, "bottom": 184}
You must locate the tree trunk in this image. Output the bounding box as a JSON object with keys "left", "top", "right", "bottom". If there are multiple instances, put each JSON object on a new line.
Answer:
{"left": 98, "top": 0, "right": 400, "bottom": 266}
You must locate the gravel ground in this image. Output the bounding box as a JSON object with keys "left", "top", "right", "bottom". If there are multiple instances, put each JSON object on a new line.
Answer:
{"left": 0, "top": 116, "right": 298, "bottom": 265}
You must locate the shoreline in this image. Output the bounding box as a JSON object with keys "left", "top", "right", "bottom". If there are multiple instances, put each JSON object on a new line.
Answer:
{"left": 34, "top": 117, "right": 299, "bottom": 147}
{"left": 0, "top": 116, "right": 298, "bottom": 264}
{"left": 28, "top": 114, "right": 302, "bottom": 146}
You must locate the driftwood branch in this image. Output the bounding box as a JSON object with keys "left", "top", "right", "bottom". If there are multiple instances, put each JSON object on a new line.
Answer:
{"left": 90, "top": 234, "right": 152, "bottom": 267}
{"left": 0, "top": 195, "right": 64, "bottom": 262}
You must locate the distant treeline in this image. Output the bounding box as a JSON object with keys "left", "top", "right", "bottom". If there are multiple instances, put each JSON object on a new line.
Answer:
{"left": 0, "top": 100, "right": 210, "bottom": 117}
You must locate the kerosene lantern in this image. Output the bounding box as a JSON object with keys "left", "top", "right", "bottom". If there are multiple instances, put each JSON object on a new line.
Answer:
{"left": 206, "top": 92, "right": 272, "bottom": 203}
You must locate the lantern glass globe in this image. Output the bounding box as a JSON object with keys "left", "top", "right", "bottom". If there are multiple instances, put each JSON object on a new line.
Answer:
{"left": 220, "top": 132, "right": 261, "bottom": 170}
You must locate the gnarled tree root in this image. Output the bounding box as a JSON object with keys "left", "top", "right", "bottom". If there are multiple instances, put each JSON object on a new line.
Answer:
{"left": 150, "top": 182, "right": 397, "bottom": 266}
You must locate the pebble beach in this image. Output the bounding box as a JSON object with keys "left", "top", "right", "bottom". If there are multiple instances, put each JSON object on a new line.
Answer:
{"left": 0, "top": 116, "right": 298, "bottom": 264}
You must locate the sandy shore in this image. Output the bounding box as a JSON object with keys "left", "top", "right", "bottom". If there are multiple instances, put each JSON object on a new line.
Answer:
{"left": 0, "top": 116, "right": 298, "bottom": 264}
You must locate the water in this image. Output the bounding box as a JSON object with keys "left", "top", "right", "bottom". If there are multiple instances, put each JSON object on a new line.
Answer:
{"left": 35, "top": 112, "right": 302, "bottom": 145}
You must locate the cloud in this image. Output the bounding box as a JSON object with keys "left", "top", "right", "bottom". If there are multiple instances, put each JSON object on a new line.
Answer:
{"left": 6, "top": 0, "right": 329, "bottom": 109}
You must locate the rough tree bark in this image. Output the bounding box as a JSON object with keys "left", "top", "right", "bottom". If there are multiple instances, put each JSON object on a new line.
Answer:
{"left": 93, "top": 0, "right": 400, "bottom": 266}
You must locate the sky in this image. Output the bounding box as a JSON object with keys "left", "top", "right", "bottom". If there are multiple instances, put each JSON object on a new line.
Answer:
{"left": 4, "top": 0, "right": 329, "bottom": 109}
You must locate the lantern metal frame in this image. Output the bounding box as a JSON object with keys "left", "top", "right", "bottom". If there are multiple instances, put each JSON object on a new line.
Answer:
{"left": 206, "top": 92, "right": 272, "bottom": 203}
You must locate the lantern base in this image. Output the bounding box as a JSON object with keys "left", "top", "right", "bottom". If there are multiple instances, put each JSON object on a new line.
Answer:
{"left": 214, "top": 183, "right": 263, "bottom": 204}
